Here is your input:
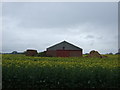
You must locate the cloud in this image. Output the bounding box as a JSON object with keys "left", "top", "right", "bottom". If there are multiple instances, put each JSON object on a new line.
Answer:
{"left": 2, "top": 2, "right": 118, "bottom": 54}
{"left": 85, "top": 35, "right": 94, "bottom": 39}
{"left": 2, "top": 2, "right": 117, "bottom": 28}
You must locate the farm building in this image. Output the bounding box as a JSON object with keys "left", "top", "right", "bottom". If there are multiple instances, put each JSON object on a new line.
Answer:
{"left": 25, "top": 49, "right": 38, "bottom": 56}
{"left": 46, "top": 41, "right": 83, "bottom": 57}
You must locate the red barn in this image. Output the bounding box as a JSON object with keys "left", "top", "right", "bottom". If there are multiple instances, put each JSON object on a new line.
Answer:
{"left": 46, "top": 41, "right": 83, "bottom": 57}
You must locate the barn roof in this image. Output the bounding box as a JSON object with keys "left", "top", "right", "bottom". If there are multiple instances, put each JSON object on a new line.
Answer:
{"left": 47, "top": 41, "right": 82, "bottom": 50}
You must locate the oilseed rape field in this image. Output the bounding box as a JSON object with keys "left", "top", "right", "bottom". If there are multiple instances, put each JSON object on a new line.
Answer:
{"left": 2, "top": 54, "right": 120, "bottom": 89}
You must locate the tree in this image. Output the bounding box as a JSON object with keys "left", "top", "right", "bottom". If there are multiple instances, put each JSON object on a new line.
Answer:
{"left": 11, "top": 51, "right": 18, "bottom": 54}
{"left": 108, "top": 53, "right": 113, "bottom": 55}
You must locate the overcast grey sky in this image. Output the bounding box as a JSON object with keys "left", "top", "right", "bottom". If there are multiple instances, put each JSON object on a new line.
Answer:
{"left": 2, "top": 2, "right": 118, "bottom": 54}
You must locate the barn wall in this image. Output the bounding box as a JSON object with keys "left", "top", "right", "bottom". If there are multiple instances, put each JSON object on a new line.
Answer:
{"left": 47, "top": 42, "right": 82, "bottom": 51}
{"left": 56, "top": 50, "right": 70, "bottom": 57}
{"left": 46, "top": 50, "right": 82, "bottom": 57}
{"left": 57, "top": 50, "right": 82, "bottom": 57}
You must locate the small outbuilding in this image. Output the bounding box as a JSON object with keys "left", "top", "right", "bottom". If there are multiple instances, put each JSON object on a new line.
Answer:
{"left": 46, "top": 41, "right": 83, "bottom": 57}
{"left": 25, "top": 49, "right": 38, "bottom": 56}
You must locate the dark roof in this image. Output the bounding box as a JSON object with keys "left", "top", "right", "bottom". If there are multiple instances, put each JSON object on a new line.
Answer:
{"left": 47, "top": 41, "right": 82, "bottom": 50}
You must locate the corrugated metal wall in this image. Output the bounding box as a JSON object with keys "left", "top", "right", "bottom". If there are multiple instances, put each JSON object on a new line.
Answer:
{"left": 47, "top": 41, "right": 82, "bottom": 51}
{"left": 46, "top": 50, "right": 82, "bottom": 57}
{"left": 56, "top": 50, "right": 69, "bottom": 57}
{"left": 46, "top": 41, "right": 83, "bottom": 57}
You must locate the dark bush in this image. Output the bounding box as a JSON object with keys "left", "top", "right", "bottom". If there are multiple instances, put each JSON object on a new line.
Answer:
{"left": 37, "top": 51, "right": 47, "bottom": 57}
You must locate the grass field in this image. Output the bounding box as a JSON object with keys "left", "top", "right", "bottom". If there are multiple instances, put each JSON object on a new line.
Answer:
{"left": 2, "top": 54, "right": 120, "bottom": 89}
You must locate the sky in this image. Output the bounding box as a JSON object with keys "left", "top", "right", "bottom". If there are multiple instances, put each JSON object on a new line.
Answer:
{"left": 2, "top": 2, "right": 118, "bottom": 54}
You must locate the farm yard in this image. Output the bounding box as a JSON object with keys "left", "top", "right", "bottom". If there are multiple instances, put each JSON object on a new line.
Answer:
{"left": 2, "top": 54, "right": 120, "bottom": 89}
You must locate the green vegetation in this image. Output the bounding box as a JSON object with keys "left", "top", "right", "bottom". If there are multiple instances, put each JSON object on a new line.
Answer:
{"left": 2, "top": 54, "right": 120, "bottom": 89}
